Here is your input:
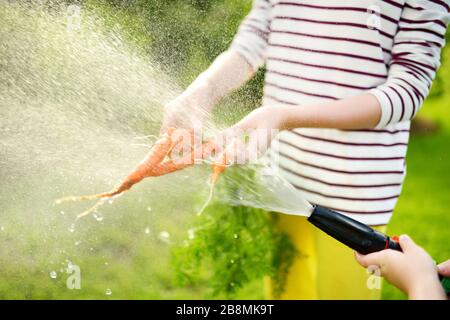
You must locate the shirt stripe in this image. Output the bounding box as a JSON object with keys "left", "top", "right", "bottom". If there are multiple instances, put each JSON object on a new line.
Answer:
{"left": 231, "top": 0, "right": 449, "bottom": 225}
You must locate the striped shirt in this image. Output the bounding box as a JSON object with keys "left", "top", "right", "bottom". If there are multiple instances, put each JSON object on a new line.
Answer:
{"left": 230, "top": 0, "right": 450, "bottom": 225}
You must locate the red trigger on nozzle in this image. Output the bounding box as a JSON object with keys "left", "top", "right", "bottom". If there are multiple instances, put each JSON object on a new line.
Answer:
{"left": 392, "top": 235, "right": 400, "bottom": 242}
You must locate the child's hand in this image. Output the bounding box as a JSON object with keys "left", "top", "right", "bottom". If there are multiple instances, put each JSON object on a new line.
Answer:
{"left": 232, "top": 106, "right": 285, "bottom": 133}
{"left": 438, "top": 260, "right": 450, "bottom": 277}
{"left": 355, "top": 235, "right": 446, "bottom": 300}
{"left": 215, "top": 106, "right": 285, "bottom": 163}
{"left": 160, "top": 82, "right": 214, "bottom": 134}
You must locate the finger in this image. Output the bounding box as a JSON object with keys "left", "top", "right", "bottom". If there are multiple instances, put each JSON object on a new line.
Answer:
{"left": 160, "top": 111, "right": 177, "bottom": 135}
{"left": 169, "top": 128, "right": 194, "bottom": 162}
{"left": 160, "top": 119, "right": 169, "bottom": 136}
{"left": 398, "top": 234, "right": 417, "bottom": 252}
{"left": 160, "top": 104, "right": 174, "bottom": 135}
{"left": 354, "top": 251, "right": 387, "bottom": 268}
{"left": 437, "top": 259, "right": 450, "bottom": 277}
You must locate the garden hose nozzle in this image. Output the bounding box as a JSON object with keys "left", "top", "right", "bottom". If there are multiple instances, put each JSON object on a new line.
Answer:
{"left": 307, "top": 205, "right": 401, "bottom": 254}
{"left": 307, "top": 205, "right": 449, "bottom": 295}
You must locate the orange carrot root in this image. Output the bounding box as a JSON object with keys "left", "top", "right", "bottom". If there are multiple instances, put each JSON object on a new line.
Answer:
{"left": 56, "top": 127, "right": 230, "bottom": 219}
{"left": 55, "top": 129, "right": 175, "bottom": 217}
{"left": 197, "top": 148, "right": 228, "bottom": 215}
{"left": 76, "top": 199, "right": 106, "bottom": 220}
{"left": 196, "top": 183, "right": 214, "bottom": 216}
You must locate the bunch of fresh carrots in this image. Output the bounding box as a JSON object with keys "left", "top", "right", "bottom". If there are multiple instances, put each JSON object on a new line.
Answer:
{"left": 56, "top": 127, "right": 228, "bottom": 219}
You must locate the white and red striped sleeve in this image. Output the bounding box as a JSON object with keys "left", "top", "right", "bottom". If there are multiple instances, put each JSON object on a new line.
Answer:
{"left": 370, "top": 0, "right": 450, "bottom": 128}
{"left": 230, "top": 0, "right": 271, "bottom": 71}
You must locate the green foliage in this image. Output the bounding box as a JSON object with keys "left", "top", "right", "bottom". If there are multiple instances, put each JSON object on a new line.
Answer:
{"left": 172, "top": 204, "right": 297, "bottom": 298}
{"left": 172, "top": 168, "right": 297, "bottom": 298}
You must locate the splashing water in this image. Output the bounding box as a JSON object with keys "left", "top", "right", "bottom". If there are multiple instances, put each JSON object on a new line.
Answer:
{"left": 93, "top": 211, "right": 104, "bottom": 222}
{"left": 0, "top": 2, "right": 187, "bottom": 228}
{"left": 216, "top": 158, "right": 314, "bottom": 217}
{"left": 157, "top": 231, "right": 170, "bottom": 244}
{"left": 187, "top": 228, "right": 195, "bottom": 240}
{"left": 0, "top": 2, "right": 212, "bottom": 298}
{"left": 68, "top": 223, "right": 76, "bottom": 233}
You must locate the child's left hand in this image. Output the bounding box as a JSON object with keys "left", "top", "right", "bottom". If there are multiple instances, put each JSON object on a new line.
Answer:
{"left": 355, "top": 235, "right": 446, "bottom": 300}
{"left": 215, "top": 106, "right": 285, "bottom": 163}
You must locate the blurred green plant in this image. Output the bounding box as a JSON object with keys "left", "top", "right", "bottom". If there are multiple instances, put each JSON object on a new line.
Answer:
{"left": 172, "top": 168, "right": 297, "bottom": 298}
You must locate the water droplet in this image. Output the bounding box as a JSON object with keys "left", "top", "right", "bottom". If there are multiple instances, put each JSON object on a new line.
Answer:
{"left": 0, "top": 226, "right": 4, "bottom": 232}
{"left": 230, "top": 282, "right": 235, "bottom": 287}
{"left": 50, "top": 271, "right": 57, "bottom": 279}
{"left": 75, "top": 241, "right": 81, "bottom": 246}
{"left": 60, "top": 210, "right": 65, "bottom": 215}
{"left": 108, "top": 199, "right": 114, "bottom": 205}
{"left": 233, "top": 234, "right": 239, "bottom": 239}
{"left": 144, "top": 227, "right": 150, "bottom": 234}
{"left": 157, "top": 231, "right": 170, "bottom": 244}
{"left": 105, "top": 288, "right": 112, "bottom": 296}
{"left": 147, "top": 206, "right": 152, "bottom": 212}
{"left": 68, "top": 224, "right": 75, "bottom": 233}
{"left": 230, "top": 259, "right": 235, "bottom": 264}
{"left": 93, "top": 212, "right": 104, "bottom": 222}
{"left": 187, "top": 228, "right": 195, "bottom": 240}
{"left": 104, "top": 262, "right": 109, "bottom": 266}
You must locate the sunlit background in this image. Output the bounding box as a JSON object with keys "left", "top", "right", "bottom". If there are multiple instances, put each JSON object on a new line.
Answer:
{"left": 0, "top": 0, "right": 448, "bottom": 299}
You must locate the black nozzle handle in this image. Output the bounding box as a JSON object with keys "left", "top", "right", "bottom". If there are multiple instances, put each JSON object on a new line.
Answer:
{"left": 307, "top": 205, "right": 450, "bottom": 295}
{"left": 307, "top": 205, "right": 401, "bottom": 254}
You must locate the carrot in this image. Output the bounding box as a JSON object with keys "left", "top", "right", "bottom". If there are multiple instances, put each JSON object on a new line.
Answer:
{"left": 153, "top": 139, "right": 218, "bottom": 176}
{"left": 106, "top": 126, "right": 175, "bottom": 195}
{"left": 56, "top": 127, "right": 230, "bottom": 219}
{"left": 211, "top": 153, "right": 227, "bottom": 185}
{"left": 55, "top": 128, "right": 175, "bottom": 205}
{"left": 196, "top": 147, "right": 228, "bottom": 216}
